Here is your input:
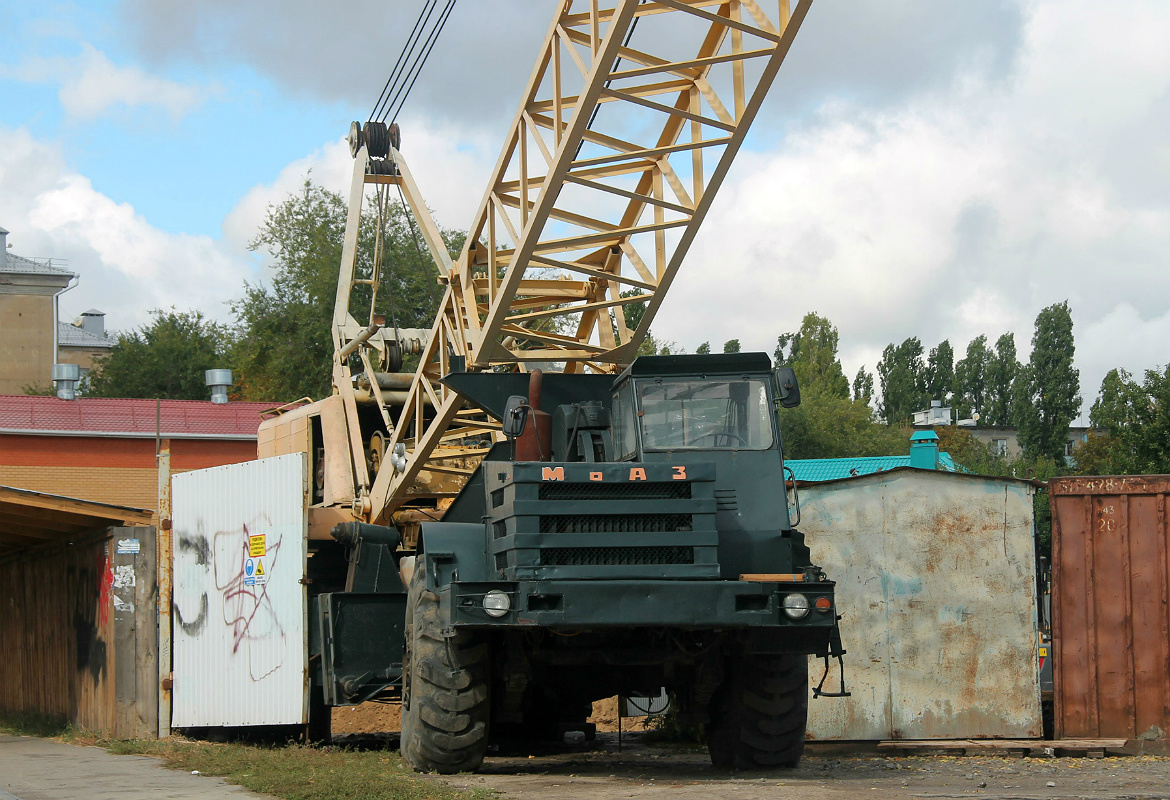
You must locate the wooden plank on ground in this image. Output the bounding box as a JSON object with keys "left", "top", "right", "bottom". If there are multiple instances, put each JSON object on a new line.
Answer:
{"left": 877, "top": 739, "right": 1129, "bottom": 758}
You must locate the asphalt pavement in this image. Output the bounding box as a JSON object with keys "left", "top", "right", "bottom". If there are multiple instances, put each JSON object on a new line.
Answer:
{"left": 0, "top": 734, "right": 269, "bottom": 800}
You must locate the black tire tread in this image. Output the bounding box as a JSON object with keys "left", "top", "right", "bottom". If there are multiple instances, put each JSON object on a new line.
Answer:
{"left": 706, "top": 653, "right": 808, "bottom": 770}
{"left": 400, "top": 566, "right": 490, "bottom": 774}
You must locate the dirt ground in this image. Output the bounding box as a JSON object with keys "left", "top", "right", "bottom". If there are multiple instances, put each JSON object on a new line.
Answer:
{"left": 331, "top": 697, "right": 646, "bottom": 736}
{"left": 441, "top": 738, "right": 1170, "bottom": 800}
{"left": 331, "top": 705, "right": 1170, "bottom": 800}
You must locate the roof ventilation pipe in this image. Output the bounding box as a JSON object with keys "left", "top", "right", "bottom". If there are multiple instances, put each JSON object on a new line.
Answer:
{"left": 205, "top": 369, "right": 232, "bottom": 404}
{"left": 52, "top": 363, "right": 80, "bottom": 400}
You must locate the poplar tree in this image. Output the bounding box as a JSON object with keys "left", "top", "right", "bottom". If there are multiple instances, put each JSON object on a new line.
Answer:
{"left": 954, "top": 335, "right": 991, "bottom": 422}
{"left": 985, "top": 332, "right": 1018, "bottom": 426}
{"left": 1015, "top": 301, "right": 1081, "bottom": 462}
{"left": 877, "top": 337, "right": 929, "bottom": 425}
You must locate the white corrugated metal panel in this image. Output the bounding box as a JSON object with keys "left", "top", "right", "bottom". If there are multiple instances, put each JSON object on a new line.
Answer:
{"left": 171, "top": 454, "right": 308, "bottom": 727}
{"left": 801, "top": 468, "right": 1042, "bottom": 740}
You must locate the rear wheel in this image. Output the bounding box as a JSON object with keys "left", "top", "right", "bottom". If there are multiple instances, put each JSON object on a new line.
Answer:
{"left": 706, "top": 652, "right": 808, "bottom": 769}
{"left": 400, "top": 564, "right": 491, "bottom": 773}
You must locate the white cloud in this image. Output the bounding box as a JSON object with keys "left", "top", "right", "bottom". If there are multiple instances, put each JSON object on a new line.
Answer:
{"left": 222, "top": 116, "right": 496, "bottom": 256}
{"left": 222, "top": 138, "right": 355, "bottom": 253}
{"left": 649, "top": 0, "right": 1169, "bottom": 415}
{"left": 2, "top": 44, "right": 217, "bottom": 121}
{"left": 0, "top": 126, "right": 252, "bottom": 331}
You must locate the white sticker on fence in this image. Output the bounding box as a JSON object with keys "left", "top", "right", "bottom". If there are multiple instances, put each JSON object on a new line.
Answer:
{"left": 171, "top": 453, "right": 307, "bottom": 728}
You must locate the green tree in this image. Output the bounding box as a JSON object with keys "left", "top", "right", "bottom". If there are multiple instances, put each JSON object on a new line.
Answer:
{"left": 985, "top": 332, "right": 1018, "bottom": 426}
{"left": 778, "top": 395, "right": 910, "bottom": 459}
{"left": 233, "top": 179, "right": 462, "bottom": 401}
{"left": 877, "top": 337, "right": 928, "bottom": 425}
{"left": 87, "top": 309, "right": 231, "bottom": 400}
{"left": 773, "top": 313, "right": 849, "bottom": 399}
{"left": 1015, "top": 301, "right": 1081, "bottom": 462}
{"left": 620, "top": 289, "right": 647, "bottom": 334}
{"left": 637, "top": 334, "right": 683, "bottom": 356}
{"left": 772, "top": 313, "right": 907, "bottom": 458}
{"left": 925, "top": 340, "right": 955, "bottom": 403}
{"left": 1081, "top": 364, "right": 1170, "bottom": 473}
{"left": 722, "top": 338, "right": 741, "bottom": 354}
{"left": 954, "top": 335, "right": 991, "bottom": 422}
{"left": 696, "top": 341, "right": 711, "bottom": 355}
{"left": 852, "top": 366, "right": 874, "bottom": 404}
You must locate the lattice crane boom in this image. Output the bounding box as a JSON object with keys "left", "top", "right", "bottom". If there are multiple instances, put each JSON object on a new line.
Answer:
{"left": 331, "top": 0, "right": 813, "bottom": 524}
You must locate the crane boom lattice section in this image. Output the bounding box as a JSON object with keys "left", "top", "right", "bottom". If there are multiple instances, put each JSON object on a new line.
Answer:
{"left": 367, "top": 0, "right": 811, "bottom": 521}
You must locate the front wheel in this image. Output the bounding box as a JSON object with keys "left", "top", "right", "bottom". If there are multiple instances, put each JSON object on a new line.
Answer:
{"left": 400, "top": 565, "right": 491, "bottom": 773}
{"left": 706, "top": 652, "right": 808, "bottom": 769}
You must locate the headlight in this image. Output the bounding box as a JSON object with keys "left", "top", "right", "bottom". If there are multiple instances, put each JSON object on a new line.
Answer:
{"left": 482, "top": 590, "right": 511, "bottom": 617}
{"left": 782, "top": 593, "right": 809, "bottom": 620}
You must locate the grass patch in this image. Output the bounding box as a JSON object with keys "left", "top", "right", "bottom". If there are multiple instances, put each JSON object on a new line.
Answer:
{"left": 1, "top": 716, "right": 489, "bottom": 800}
{"left": 0, "top": 711, "right": 71, "bottom": 738}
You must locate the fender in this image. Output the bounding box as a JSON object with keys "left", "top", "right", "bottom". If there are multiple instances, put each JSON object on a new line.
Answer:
{"left": 420, "top": 521, "right": 491, "bottom": 593}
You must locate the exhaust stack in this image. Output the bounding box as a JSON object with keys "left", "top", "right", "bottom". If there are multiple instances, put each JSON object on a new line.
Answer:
{"left": 205, "top": 369, "right": 232, "bottom": 404}
{"left": 52, "top": 363, "right": 80, "bottom": 400}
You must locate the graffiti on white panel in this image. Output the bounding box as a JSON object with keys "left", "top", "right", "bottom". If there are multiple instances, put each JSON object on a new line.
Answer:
{"left": 174, "top": 515, "right": 288, "bottom": 682}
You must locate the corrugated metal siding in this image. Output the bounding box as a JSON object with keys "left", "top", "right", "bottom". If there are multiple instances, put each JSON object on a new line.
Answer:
{"left": 800, "top": 469, "right": 1042, "bottom": 740}
{"left": 1050, "top": 475, "right": 1170, "bottom": 741}
{"left": 171, "top": 454, "right": 308, "bottom": 727}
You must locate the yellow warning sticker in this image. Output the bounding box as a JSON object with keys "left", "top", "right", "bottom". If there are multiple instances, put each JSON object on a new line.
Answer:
{"left": 1039, "top": 647, "right": 1048, "bottom": 657}
{"left": 249, "top": 533, "right": 266, "bottom": 558}
{"left": 255, "top": 559, "right": 265, "bottom": 576}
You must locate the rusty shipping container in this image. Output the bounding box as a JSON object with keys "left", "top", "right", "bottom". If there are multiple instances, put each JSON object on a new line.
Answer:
{"left": 1050, "top": 475, "right": 1170, "bottom": 743}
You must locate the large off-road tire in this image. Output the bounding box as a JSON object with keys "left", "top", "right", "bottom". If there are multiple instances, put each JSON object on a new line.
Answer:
{"left": 706, "top": 652, "right": 808, "bottom": 769}
{"left": 400, "top": 564, "right": 491, "bottom": 773}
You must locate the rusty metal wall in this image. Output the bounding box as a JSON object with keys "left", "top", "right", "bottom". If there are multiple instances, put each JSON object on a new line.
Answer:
{"left": 1050, "top": 475, "right": 1170, "bottom": 742}
{"left": 799, "top": 468, "right": 1042, "bottom": 740}
{"left": 170, "top": 453, "right": 308, "bottom": 728}
{"left": 0, "top": 532, "right": 115, "bottom": 731}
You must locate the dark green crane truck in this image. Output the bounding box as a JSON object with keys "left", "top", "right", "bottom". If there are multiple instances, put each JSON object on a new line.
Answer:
{"left": 311, "top": 352, "right": 847, "bottom": 772}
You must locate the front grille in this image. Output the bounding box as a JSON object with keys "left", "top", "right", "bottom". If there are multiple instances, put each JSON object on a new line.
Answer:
{"left": 495, "top": 552, "right": 508, "bottom": 571}
{"left": 492, "top": 520, "right": 508, "bottom": 539}
{"left": 541, "top": 546, "right": 695, "bottom": 567}
{"left": 538, "top": 481, "right": 692, "bottom": 501}
{"left": 539, "top": 514, "right": 692, "bottom": 534}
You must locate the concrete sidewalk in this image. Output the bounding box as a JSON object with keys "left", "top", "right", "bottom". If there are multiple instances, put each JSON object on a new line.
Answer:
{"left": 0, "top": 734, "right": 270, "bottom": 800}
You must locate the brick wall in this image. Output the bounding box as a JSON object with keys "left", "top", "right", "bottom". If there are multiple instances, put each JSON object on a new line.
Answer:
{"left": 0, "top": 434, "right": 257, "bottom": 510}
{"left": 0, "top": 465, "right": 159, "bottom": 509}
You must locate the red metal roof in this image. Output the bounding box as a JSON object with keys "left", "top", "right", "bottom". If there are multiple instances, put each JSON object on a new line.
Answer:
{"left": 0, "top": 396, "right": 275, "bottom": 438}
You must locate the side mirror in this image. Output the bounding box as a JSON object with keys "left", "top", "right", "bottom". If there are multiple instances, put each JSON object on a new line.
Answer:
{"left": 774, "top": 366, "right": 801, "bottom": 409}
{"left": 502, "top": 395, "right": 530, "bottom": 438}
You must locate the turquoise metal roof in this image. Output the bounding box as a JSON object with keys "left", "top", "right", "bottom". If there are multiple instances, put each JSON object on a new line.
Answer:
{"left": 786, "top": 452, "right": 959, "bottom": 482}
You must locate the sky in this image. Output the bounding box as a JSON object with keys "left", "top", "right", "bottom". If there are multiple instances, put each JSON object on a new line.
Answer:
{"left": 1, "top": 0, "right": 1166, "bottom": 421}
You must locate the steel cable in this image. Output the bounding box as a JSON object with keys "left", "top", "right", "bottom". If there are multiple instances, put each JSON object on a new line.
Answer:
{"left": 381, "top": 0, "right": 457, "bottom": 124}
{"left": 369, "top": 0, "right": 438, "bottom": 123}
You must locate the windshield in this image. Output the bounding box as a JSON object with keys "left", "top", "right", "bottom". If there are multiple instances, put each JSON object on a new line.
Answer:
{"left": 638, "top": 378, "right": 774, "bottom": 451}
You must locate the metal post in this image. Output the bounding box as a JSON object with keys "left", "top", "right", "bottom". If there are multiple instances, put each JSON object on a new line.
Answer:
{"left": 156, "top": 438, "right": 172, "bottom": 738}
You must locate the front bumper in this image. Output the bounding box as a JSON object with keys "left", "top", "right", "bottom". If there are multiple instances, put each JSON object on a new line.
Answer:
{"left": 441, "top": 578, "right": 837, "bottom": 631}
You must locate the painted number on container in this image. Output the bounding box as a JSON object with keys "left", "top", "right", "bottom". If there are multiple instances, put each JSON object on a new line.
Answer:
{"left": 672, "top": 466, "right": 686, "bottom": 480}
{"left": 1097, "top": 504, "right": 1117, "bottom": 532}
